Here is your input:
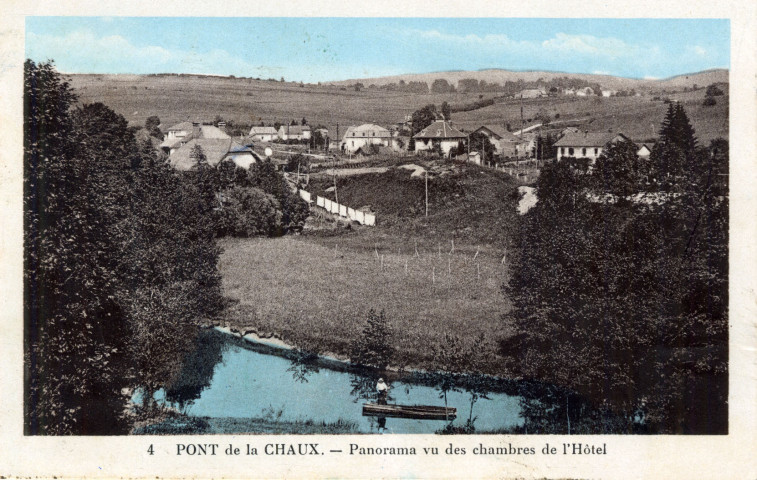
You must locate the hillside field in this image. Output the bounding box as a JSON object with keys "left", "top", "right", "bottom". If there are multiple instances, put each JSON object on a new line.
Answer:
{"left": 67, "top": 72, "right": 728, "bottom": 144}
{"left": 218, "top": 162, "right": 521, "bottom": 373}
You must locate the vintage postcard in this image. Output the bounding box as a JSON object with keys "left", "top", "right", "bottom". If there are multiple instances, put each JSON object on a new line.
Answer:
{"left": 1, "top": 1, "right": 756, "bottom": 478}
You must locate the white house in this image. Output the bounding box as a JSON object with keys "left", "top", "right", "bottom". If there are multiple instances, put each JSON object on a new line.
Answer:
{"left": 278, "top": 125, "right": 311, "bottom": 141}
{"left": 248, "top": 126, "right": 278, "bottom": 142}
{"left": 553, "top": 131, "right": 633, "bottom": 164}
{"left": 576, "top": 87, "right": 596, "bottom": 97}
{"left": 413, "top": 120, "right": 467, "bottom": 156}
{"left": 637, "top": 143, "right": 653, "bottom": 158}
{"left": 518, "top": 88, "right": 546, "bottom": 98}
{"left": 340, "top": 123, "right": 392, "bottom": 154}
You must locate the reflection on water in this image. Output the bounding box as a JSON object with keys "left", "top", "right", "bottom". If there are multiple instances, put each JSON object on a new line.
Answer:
{"left": 157, "top": 328, "right": 524, "bottom": 434}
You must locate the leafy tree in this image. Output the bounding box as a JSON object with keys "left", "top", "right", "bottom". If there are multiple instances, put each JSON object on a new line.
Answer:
{"left": 348, "top": 310, "right": 395, "bottom": 403}
{"left": 503, "top": 107, "right": 728, "bottom": 433}
{"left": 24, "top": 61, "right": 223, "bottom": 434}
{"left": 301, "top": 117, "right": 307, "bottom": 126}
{"left": 427, "top": 333, "right": 465, "bottom": 421}
{"left": 145, "top": 115, "right": 162, "bottom": 138}
{"left": 431, "top": 78, "right": 455, "bottom": 93}
{"left": 286, "top": 154, "right": 310, "bottom": 174}
{"left": 705, "top": 84, "right": 724, "bottom": 97}
{"left": 349, "top": 309, "right": 394, "bottom": 371}
{"left": 216, "top": 186, "right": 283, "bottom": 237}
{"left": 589, "top": 138, "right": 644, "bottom": 197}
{"left": 247, "top": 160, "right": 308, "bottom": 233}
{"left": 441, "top": 101, "right": 451, "bottom": 120}
{"left": 411, "top": 104, "right": 437, "bottom": 133}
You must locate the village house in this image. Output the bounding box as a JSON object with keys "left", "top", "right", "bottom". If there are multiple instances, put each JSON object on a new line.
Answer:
{"left": 168, "top": 137, "right": 261, "bottom": 171}
{"left": 248, "top": 126, "right": 278, "bottom": 142}
{"left": 278, "top": 125, "right": 311, "bottom": 141}
{"left": 553, "top": 131, "right": 633, "bottom": 163}
{"left": 576, "top": 86, "right": 596, "bottom": 97}
{"left": 472, "top": 125, "right": 526, "bottom": 158}
{"left": 340, "top": 123, "right": 392, "bottom": 154}
{"left": 160, "top": 122, "right": 230, "bottom": 155}
{"left": 413, "top": 120, "right": 467, "bottom": 156}
{"left": 637, "top": 143, "right": 653, "bottom": 158}
{"left": 518, "top": 87, "right": 547, "bottom": 98}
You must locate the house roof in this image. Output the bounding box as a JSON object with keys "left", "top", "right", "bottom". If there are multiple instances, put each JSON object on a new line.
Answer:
{"left": 279, "top": 125, "right": 311, "bottom": 135}
{"left": 342, "top": 123, "right": 391, "bottom": 140}
{"left": 222, "top": 142, "right": 262, "bottom": 169}
{"left": 169, "top": 138, "right": 234, "bottom": 171}
{"left": 414, "top": 121, "right": 466, "bottom": 139}
{"left": 166, "top": 121, "right": 194, "bottom": 132}
{"left": 553, "top": 132, "right": 630, "bottom": 148}
{"left": 474, "top": 125, "right": 522, "bottom": 143}
{"left": 249, "top": 126, "right": 278, "bottom": 135}
{"left": 197, "top": 125, "right": 230, "bottom": 139}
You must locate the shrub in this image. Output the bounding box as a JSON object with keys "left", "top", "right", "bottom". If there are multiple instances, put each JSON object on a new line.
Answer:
{"left": 702, "top": 97, "right": 717, "bottom": 106}
{"left": 217, "top": 186, "right": 283, "bottom": 237}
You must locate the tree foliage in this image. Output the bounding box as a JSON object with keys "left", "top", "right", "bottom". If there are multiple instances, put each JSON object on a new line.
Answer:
{"left": 504, "top": 104, "right": 728, "bottom": 433}
{"left": 24, "top": 60, "right": 223, "bottom": 434}
{"left": 411, "top": 104, "right": 438, "bottom": 133}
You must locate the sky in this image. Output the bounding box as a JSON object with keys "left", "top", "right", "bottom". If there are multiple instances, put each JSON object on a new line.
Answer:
{"left": 25, "top": 17, "right": 729, "bottom": 83}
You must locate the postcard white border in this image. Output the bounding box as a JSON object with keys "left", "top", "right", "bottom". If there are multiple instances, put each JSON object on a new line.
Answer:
{"left": 1, "top": 1, "right": 755, "bottom": 478}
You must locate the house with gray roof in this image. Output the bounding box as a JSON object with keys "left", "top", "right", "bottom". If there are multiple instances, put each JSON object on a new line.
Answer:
{"left": 553, "top": 131, "right": 633, "bottom": 163}
{"left": 413, "top": 120, "right": 467, "bottom": 156}
{"left": 248, "top": 126, "right": 278, "bottom": 142}
{"left": 340, "top": 123, "right": 392, "bottom": 154}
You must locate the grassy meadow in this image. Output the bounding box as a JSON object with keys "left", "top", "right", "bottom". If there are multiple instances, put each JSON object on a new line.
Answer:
{"left": 218, "top": 234, "right": 513, "bottom": 373}
{"left": 67, "top": 73, "right": 728, "bottom": 144}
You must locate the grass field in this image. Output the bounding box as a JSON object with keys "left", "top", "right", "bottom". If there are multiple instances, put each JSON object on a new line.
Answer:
{"left": 218, "top": 235, "right": 513, "bottom": 374}
{"left": 453, "top": 91, "right": 729, "bottom": 143}
{"left": 67, "top": 73, "right": 728, "bottom": 144}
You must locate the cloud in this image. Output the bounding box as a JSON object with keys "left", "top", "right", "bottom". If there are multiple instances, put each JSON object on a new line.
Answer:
{"left": 402, "top": 29, "right": 647, "bottom": 61}
{"left": 26, "top": 30, "right": 266, "bottom": 76}
{"left": 692, "top": 45, "right": 707, "bottom": 56}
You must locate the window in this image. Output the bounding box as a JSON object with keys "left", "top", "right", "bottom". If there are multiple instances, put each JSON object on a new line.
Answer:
{"left": 561, "top": 147, "right": 565, "bottom": 155}
{"left": 568, "top": 147, "right": 574, "bottom": 155}
{"left": 582, "top": 148, "right": 587, "bottom": 156}
{"left": 595, "top": 148, "right": 599, "bottom": 155}
{"left": 372, "top": 132, "right": 375, "bottom": 136}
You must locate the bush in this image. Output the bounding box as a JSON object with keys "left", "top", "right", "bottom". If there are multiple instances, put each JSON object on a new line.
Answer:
{"left": 217, "top": 186, "right": 283, "bottom": 237}
{"left": 702, "top": 97, "right": 717, "bottom": 106}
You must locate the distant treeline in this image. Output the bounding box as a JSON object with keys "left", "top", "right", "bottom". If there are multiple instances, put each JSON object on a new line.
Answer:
{"left": 360, "top": 75, "right": 603, "bottom": 96}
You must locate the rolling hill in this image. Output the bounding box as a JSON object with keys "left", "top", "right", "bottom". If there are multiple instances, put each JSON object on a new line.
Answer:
{"left": 328, "top": 68, "right": 729, "bottom": 92}
{"left": 66, "top": 67, "right": 728, "bottom": 144}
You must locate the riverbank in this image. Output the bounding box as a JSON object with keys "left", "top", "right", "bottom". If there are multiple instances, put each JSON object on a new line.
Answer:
{"left": 134, "top": 414, "right": 359, "bottom": 434}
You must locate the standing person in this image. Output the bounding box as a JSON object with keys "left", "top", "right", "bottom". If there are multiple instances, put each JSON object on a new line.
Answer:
{"left": 376, "top": 378, "right": 389, "bottom": 405}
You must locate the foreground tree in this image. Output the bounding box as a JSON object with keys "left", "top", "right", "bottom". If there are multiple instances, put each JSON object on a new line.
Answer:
{"left": 24, "top": 61, "right": 222, "bottom": 434}
{"left": 503, "top": 105, "right": 728, "bottom": 433}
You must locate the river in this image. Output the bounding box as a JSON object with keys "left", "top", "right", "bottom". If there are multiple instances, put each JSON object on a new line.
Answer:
{"left": 153, "top": 328, "right": 525, "bottom": 434}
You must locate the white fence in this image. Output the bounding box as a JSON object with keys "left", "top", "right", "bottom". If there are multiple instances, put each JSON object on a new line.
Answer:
{"left": 298, "top": 189, "right": 312, "bottom": 203}
{"left": 313, "top": 193, "right": 376, "bottom": 226}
